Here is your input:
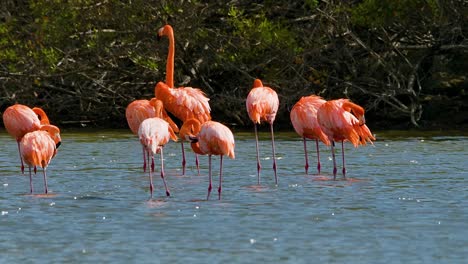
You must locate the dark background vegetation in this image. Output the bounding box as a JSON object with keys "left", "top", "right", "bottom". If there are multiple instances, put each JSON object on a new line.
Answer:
{"left": 1, "top": 0, "right": 467, "bottom": 131}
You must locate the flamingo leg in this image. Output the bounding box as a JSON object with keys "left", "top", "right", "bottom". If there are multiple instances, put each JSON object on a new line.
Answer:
{"left": 254, "top": 123, "right": 262, "bottom": 185}
{"left": 303, "top": 137, "right": 309, "bottom": 175}
{"left": 316, "top": 139, "right": 321, "bottom": 174}
{"left": 195, "top": 154, "right": 200, "bottom": 176}
{"left": 151, "top": 155, "right": 155, "bottom": 173}
{"left": 142, "top": 145, "right": 147, "bottom": 172}
{"left": 43, "top": 167, "right": 48, "bottom": 194}
{"left": 270, "top": 123, "right": 278, "bottom": 185}
{"left": 147, "top": 151, "right": 154, "bottom": 199}
{"left": 17, "top": 141, "right": 25, "bottom": 174}
{"left": 341, "top": 141, "right": 346, "bottom": 179}
{"left": 160, "top": 148, "right": 170, "bottom": 197}
{"left": 331, "top": 141, "right": 337, "bottom": 180}
{"left": 207, "top": 155, "right": 212, "bottom": 200}
{"left": 218, "top": 155, "right": 223, "bottom": 200}
{"left": 181, "top": 141, "right": 186, "bottom": 176}
{"left": 28, "top": 166, "right": 33, "bottom": 194}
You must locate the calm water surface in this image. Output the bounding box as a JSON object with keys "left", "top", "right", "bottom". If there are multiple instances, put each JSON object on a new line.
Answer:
{"left": 1, "top": 129, "right": 467, "bottom": 263}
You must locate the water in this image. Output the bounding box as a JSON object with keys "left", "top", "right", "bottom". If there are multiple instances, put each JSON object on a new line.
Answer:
{"left": 1, "top": 130, "right": 467, "bottom": 263}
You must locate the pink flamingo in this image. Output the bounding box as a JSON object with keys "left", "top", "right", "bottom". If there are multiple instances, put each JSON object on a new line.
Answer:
{"left": 156, "top": 24, "right": 211, "bottom": 175}
{"left": 317, "top": 99, "right": 375, "bottom": 180}
{"left": 3, "top": 104, "right": 58, "bottom": 173}
{"left": 290, "top": 95, "right": 331, "bottom": 174}
{"left": 138, "top": 117, "right": 177, "bottom": 198}
{"left": 20, "top": 125, "right": 61, "bottom": 194}
{"left": 126, "top": 98, "right": 178, "bottom": 172}
{"left": 182, "top": 119, "right": 235, "bottom": 200}
{"left": 246, "top": 79, "right": 279, "bottom": 185}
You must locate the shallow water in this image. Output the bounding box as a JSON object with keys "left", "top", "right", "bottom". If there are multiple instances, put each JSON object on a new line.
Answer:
{"left": 1, "top": 130, "right": 467, "bottom": 263}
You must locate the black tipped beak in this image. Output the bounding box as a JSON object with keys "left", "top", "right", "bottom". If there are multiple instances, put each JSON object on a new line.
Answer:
{"left": 56, "top": 141, "right": 62, "bottom": 149}
{"left": 189, "top": 136, "right": 198, "bottom": 143}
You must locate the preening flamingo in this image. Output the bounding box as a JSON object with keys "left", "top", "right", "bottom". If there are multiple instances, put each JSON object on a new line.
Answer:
{"left": 290, "top": 95, "right": 330, "bottom": 174}
{"left": 317, "top": 99, "right": 375, "bottom": 180}
{"left": 126, "top": 98, "right": 178, "bottom": 172}
{"left": 3, "top": 104, "right": 56, "bottom": 173}
{"left": 246, "top": 79, "right": 279, "bottom": 185}
{"left": 20, "top": 125, "right": 61, "bottom": 194}
{"left": 182, "top": 119, "right": 235, "bottom": 200}
{"left": 138, "top": 117, "right": 177, "bottom": 198}
{"left": 156, "top": 24, "right": 211, "bottom": 175}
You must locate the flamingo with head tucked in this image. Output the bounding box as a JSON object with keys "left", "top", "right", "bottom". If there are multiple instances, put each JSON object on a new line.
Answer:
{"left": 3, "top": 104, "right": 57, "bottom": 173}
{"left": 317, "top": 99, "right": 375, "bottom": 180}
{"left": 156, "top": 24, "right": 211, "bottom": 176}
{"left": 246, "top": 79, "right": 279, "bottom": 185}
{"left": 290, "top": 95, "right": 330, "bottom": 175}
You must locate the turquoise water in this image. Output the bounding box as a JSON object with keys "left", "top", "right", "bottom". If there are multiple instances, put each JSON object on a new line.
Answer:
{"left": 1, "top": 130, "right": 467, "bottom": 263}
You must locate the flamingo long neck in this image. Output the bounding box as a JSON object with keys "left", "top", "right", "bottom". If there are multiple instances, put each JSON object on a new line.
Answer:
{"left": 190, "top": 142, "right": 204, "bottom": 155}
{"left": 343, "top": 101, "right": 366, "bottom": 125}
{"left": 165, "top": 26, "right": 175, "bottom": 88}
{"left": 32, "top": 107, "right": 50, "bottom": 125}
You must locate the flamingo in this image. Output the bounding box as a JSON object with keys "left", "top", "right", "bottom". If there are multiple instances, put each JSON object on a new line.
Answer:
{"left": 156, "top": 24, "right": 211, "bottom": 175}
{"left": 20, "top": 125, "right": 61, "bottom": 194}
{"left": 182, "top": 119, "right": 235, "bottom": 200}
{"left": 3, "top": 104, "right": 57, "bottom": 173}
{"left": 126, "top": 98, "right": 178, "bottom": 172}
{"left": 138, "top": 117, "right": 177, "bottom": 198}
{"left": 290, "top": 95, "right": 331, "bottom": 175}
{"left": 317, "top": 99, "right": 375, "bottom": 180}
{"left": 246, "top": 78, "right": 279, "bottom": 185}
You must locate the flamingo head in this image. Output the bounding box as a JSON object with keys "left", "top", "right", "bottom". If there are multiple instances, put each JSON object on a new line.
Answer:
{"left": 40, "top": 124, "right": 62, "bottom": 149}
{"left": 157, "top": 24, "right": 173, "bottom": 40}
{"left": 253, "top": 79, "right": 263, "bottom": 88}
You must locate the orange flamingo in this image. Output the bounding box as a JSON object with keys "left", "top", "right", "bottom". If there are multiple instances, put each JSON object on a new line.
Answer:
{"left": 182, "top": 119, "right": 235, "bottom": 200}
{"left": 3, "top": 104, "right": 55, "bottom": 173}
{"left": 290, "top": 95, "right": 331, "bottom": 175}
{"left": 138, "top": 116, "right": 177, "bottom": 198}
{"left": 156, "top": 24, "right": 211, "bottom": 175}
{"left": 246, "top": 79, "right": 279, "bottom": 185}
{"left": 317, "top": 99, "right": 375, "bottom": 180}
{"left": 126, "top": 98, "right": 178, "bottom": 172}
{"left": 20, "top": 125, "right": 61, "bottom": 194}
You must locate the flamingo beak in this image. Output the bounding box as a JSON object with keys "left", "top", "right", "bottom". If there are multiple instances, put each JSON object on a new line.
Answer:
{"left": 359, "top": 115, "right": 366, "bottom": 126}
{"left": 189, "top": 136, "right": 198, "bottom": 143}
{"left": 56, "top": 141, "right": 62, "bottom": 149}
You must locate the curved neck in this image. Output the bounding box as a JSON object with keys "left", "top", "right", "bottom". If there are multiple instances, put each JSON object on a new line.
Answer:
{"left": 253, "top": 79, "right": 263, "bottom": 88}
{"left": 150, "top": 98, "right": 163, "bottom": 118}
{"left": 32, "top": 107, "right": 50, "bottom": 125}
{"left": 342, "top": 101, "right": 366, "bottom": 125}
{"left": 163, "top": 25, "right": 175, "bottom": 88}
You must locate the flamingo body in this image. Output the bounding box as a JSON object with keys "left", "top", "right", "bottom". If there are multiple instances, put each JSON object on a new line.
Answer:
{"left": 20, "top": 125, "right": 61, "bottom": 194}
{"left": 317, "top": 99, "right": 375, "bottom": 179}
{"left": 183, "top": 119, "right": 235, "bottom": 200}
{"left": 290, "top": 95, "right": 330, "bottom": 174}
{"left": 246, "top": 79, "right": 279, "bottom": 185}
{"left": 138, "top": 117, "right": 173, "bottom": 198}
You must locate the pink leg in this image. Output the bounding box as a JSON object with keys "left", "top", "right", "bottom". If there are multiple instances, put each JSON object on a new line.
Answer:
{"left": 160, "top": 148, "right": 170, "bottom": 197}
{"left": 316, "top": 139, "right": 321, "bottom": 174}
{"left": 43, "top": 167, "right": 48, "bottom": 194}
{"left": 341, "top": 141, "right": 346, "bottom": 179}
{"left": 195, "top": 154, "right": 200, "bottom": 176}
{"left": 303, "top": 137, "right": 309, "bottom": 175}
{"left": 142, "top": 145, "right": 147, "bottom": 172}
{"left": 147, "top": 151, "right": 154, "bottom": 199}
{"left": 28, "top": 166, "right": 33, "bottom": 194}
{"left": 181, "top": 142, "right": 186, "bottom": 175}
{"left": 207, "top": 155, "right": 212, "bottom": 200}
{"left": 151, "top": 155, "right": 155, "bottom": 173}
{"left": 17, "top": 141, "right": 24, "bottom": 174}
{"left": 270, "top": 123, "right": 278, "bottom": 185}
{"left": 254, "top": 124, "right": 261, "bottom": 185}
{"left": 331, "top": 141, "right": 337, "bottom": 180}
{"left": 218, "top": 155, "right": 223, "bottom": 200}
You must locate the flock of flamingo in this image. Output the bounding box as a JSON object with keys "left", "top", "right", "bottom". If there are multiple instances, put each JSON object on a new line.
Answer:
{"left": 1, "top": 25, "right": 375, "bottom": 200}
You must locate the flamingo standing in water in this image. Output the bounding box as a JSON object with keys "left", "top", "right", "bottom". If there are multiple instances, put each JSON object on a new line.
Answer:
{"left": 317, "top": 99, "right": 375, "bottom": 180}
{"left": 246, "top": 79, "right": 279, "bottom": 185}
{"left": 138, "top": 116, "right": 177, "bottom": 198}
{"left": 182, "top": 119, "right": 235, "bottom": 200}
{"left": 126, "top": 98, "right": 178, "bottom": 172}
{"left": 3, "top": 104, "right": 56, "bottom": 173}
{"left": 20, "top": 125, "right": 61, "bottom": 194}
{"left": 156, "top": 24, "right": 211, "bottom": 175}
{"left": 290, "top": 95, "right": 330, "bottom": 175}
